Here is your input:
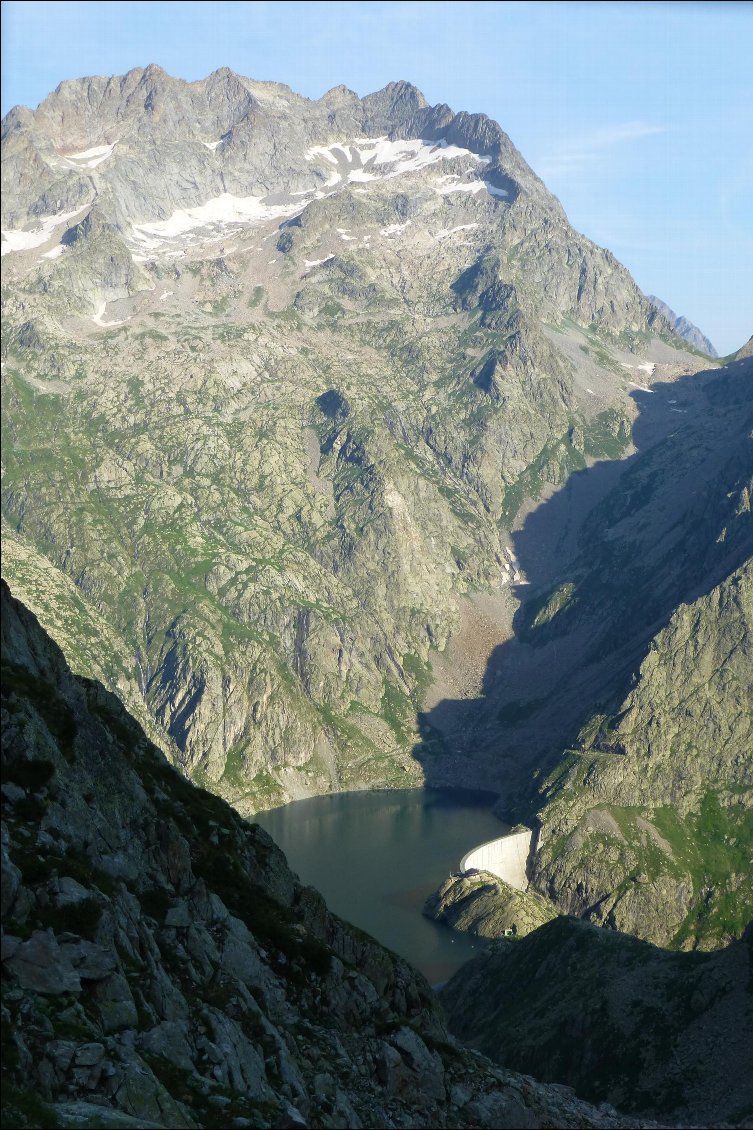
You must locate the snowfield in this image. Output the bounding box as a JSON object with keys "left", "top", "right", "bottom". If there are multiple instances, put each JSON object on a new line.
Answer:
{"left": 304, "top": 255, "right": 335, "bottom": 269}
{"left": 434, "top": 222, "right": 479, "bottom": 240}
{"left": 91, "top": 300, "right": 129, "bottom": 327}
{"left": 13, "top": 131, "right": 513, "bottom": 261}
{"left": 1, "top": 206, "right": 88, "bottom": 256}
{"left": 305, "top": 136, "right": 488, "bottom": 186}
{"left": 130, "top": 193, "right": 305, "bottom": 250}
{"left": 64, "top": 142, "right": 117, "bottom": 168}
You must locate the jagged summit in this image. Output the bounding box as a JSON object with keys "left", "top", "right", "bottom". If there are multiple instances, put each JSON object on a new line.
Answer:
{"left": 0, "top": 64, "right": 557, "bottom": 241}
{"left": 320, "top": 83, "right": 361, "bottom": 105}
{"left": 1, "top": 62, "right": 699, "bottom": 820}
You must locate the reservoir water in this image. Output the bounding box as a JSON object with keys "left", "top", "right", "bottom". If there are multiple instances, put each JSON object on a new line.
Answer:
{"left": 254, "top": 787, "right": 508, "bottom": 984}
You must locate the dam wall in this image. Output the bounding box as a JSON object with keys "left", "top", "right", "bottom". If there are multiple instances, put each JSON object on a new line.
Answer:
{"left": 460, "top": 827, "right": 533, "bottom": 891}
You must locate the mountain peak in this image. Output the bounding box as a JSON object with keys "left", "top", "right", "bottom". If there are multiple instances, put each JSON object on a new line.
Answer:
{"left": 319, "top": 83, "right": 360, "bottom": 105}
{"left": 207, "top": 64, "right": 239, "bottom": 80}
{"left": 364, "top": 78, "right": 428, "bottom": 115}
{"left": 647, "top": 295, "right": 717, "bottom": 357}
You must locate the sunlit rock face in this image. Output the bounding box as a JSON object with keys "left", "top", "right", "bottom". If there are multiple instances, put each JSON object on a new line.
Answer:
{"left": 3, "top": 66, "right": 749, "bottom": 956}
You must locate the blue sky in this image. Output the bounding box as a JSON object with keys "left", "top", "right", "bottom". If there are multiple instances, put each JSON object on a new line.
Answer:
{"left": 2, "top": 0, "right": 751, "bottom": 353}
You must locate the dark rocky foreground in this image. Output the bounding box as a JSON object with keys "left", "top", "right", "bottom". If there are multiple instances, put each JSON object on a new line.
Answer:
{"left": 440, "top": 915, "right": 753, "bottom": 1127}
{"left": 1, "top": 579, "right": 669, "bottom": 1129}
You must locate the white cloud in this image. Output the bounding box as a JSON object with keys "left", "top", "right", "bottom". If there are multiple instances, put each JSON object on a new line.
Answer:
{"left": 538, "top": 121, "right": 667, "bottom": 179}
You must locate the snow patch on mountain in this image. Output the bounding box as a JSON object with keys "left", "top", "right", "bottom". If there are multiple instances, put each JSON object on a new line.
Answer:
{"left": 91, "top": 300, "right": 129, "bottom": 327}
{"left": 130, "top": 193, "right": 304, "bottom": 252}
{"left": 627, "top": 381, "right": 653, "bottom": 393}
{"left": 622, "top": 362, "right": 656, "bottom": 378}
{"left": 1, "top": 206, "right": 88, "bottom": 256}
{"left": 435, "top": 223, "right": 479, "bottom": 240}
{"left": 305, "top": 137, "right": 487, "bottom": 189}
{"left": 64, "top": 142, "right": 117, "bottom": 168}
{"left": 433, "top": 174, "right": 508, "bottom": 199}
{"left": 380, "top": 221, "right": 412, "bottom": 237}
{"left": 306, "top": 145, "right": 341, "bottom": 167}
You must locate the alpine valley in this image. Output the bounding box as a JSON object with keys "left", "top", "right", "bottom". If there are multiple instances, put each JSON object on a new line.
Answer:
{"left": 1, "top": 66, "right": 751, "bottom": 1128}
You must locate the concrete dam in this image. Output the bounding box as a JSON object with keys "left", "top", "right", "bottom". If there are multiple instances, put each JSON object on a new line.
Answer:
{"left": 460, "top": 827, "right": 533, "bottom": 891}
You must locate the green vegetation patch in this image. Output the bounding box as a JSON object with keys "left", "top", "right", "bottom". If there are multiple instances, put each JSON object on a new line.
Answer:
{"left": 652, "top": 791, "right": 753, "bottom": 945}
{"left": 530, "top": 582, "right": 577, "bottom": 629}
{"left": 582, "top": 408, "right": 632, "bottom": 460}
{"left": 380, "top": 679, "right": 412, "bottom": 743}
{"left": 540, "top": 789, "right": 752, "bottom": 949}
{"left": 499, "top": 430, "right": 587, "bottom": 526}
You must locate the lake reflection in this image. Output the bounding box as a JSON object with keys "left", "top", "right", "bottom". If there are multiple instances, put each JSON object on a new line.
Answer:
{"left": 254, "top": 787, "right": 507, "bottom": 984}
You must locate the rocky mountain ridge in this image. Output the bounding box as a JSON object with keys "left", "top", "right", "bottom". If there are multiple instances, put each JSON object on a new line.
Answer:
{"left": 0, "top": 66, "right": 560, "bottom": 232}
{"left": 646, "top": 296, "right": 717, "bottom": 357}
{"left": 1, "top": 66, "right": 698, "bottom": 815}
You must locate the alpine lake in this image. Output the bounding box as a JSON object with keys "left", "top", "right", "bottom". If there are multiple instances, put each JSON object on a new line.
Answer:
{"left": 254, "top": 788, "right": 508, "bottom": 985}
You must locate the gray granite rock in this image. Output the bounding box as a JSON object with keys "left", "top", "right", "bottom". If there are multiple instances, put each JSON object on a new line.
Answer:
{"left": 5, "top": 930, "right": 82, "bottom": 994}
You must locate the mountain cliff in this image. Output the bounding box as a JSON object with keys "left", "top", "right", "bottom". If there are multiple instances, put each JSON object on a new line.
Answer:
{"left": 1, "top": 66, "right": 701, "bottom": 815}
{"left": 424, "top": 351, "right": 752, "bottom": 950}
{"left": 522, "top": 356, "right": 753, "bottom": 949}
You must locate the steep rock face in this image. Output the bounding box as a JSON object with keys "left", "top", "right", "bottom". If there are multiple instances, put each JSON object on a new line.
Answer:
{"left": 423, "top": 354, "right": 752, "bottom": 951}
{"left": 531, "top": 559, "right": 753, "bottom": 949}
{"left": 439, "top": 916, "right": 753, "bottom": 1126}
{"left": 514, "top": 358, "right": 753, "bottom": 949}
{"left": 1, "top": 580, "right": 654, "bottom": 1130}
{"left": 2, "top": 67, "right": 698, "bottom": 810}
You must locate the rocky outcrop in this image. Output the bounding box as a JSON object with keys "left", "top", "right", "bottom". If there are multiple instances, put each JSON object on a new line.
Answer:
{"left": 424, "top": 871, "right": 556, "bottom": 938}
{"left": 1, "top": 580, "right": 664, "bottom": 1129}
{"left": 440, "top": 916, "right": 753, "bottom": 1126}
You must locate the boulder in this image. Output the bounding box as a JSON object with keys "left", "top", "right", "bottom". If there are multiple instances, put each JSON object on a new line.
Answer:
{"left": 5, "top": 930, "right": 82, "bottom": 994}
